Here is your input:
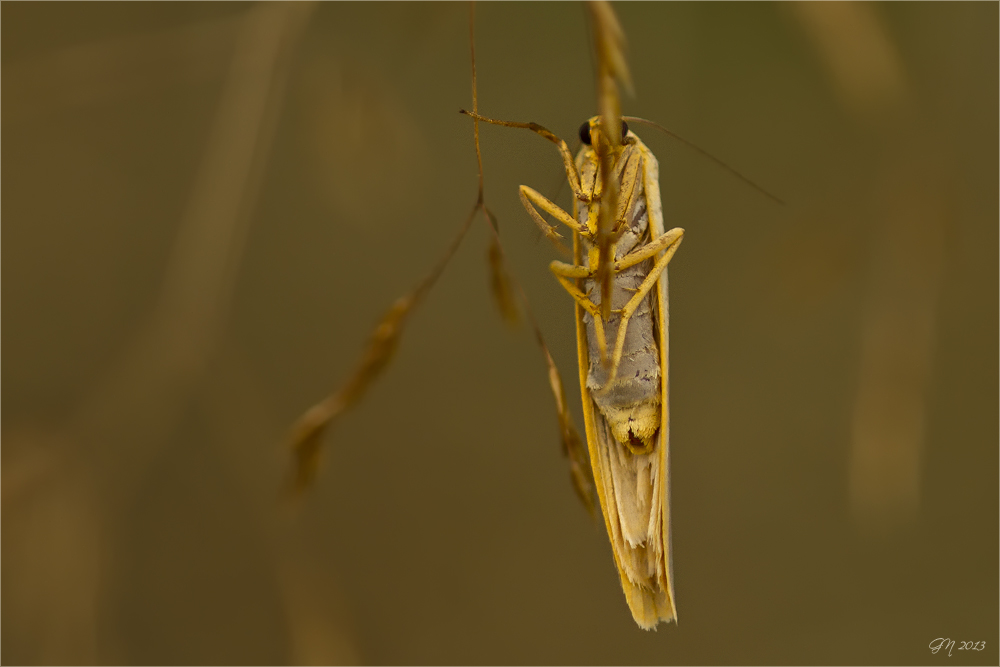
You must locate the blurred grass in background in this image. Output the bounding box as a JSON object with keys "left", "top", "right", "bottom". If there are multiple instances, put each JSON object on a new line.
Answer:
{"left": 2, "top": 2, "right": 997, "bottom": 664}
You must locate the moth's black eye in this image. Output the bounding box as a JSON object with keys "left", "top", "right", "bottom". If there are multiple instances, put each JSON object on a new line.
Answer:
{"left": 621, "top": 120, "right": 629, "bottom": 141}
{"left": 578, "top": 121, "right": 592, "bottom": 145}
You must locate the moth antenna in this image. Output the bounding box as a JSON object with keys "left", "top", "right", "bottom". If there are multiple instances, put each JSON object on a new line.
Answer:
{"left": 623, "top": 115, "right": 785, "bottom": 205}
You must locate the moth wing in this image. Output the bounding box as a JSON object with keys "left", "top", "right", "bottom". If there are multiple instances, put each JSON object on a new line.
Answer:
{"left": 642, "top": 141, "right": 678, "bottom": 621}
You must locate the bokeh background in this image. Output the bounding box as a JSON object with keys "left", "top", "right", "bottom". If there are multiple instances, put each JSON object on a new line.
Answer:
{"left": 3, "top": 2, "right": 997, "bottom": 664}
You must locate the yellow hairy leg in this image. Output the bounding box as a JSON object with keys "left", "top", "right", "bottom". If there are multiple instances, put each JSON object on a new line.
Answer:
{"left": 549, "top": 262, "right": 609, "bottom": 362}
{"left": 518, "top": 185, "right": 587, "bottom": 243}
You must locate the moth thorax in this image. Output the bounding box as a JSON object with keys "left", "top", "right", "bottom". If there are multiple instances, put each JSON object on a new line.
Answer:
{"left": 605, "top": 400, "right": 660, "bottom": 454}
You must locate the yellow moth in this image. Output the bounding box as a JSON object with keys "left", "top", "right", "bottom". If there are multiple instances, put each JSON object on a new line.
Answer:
{"left": 571, "top": 117, "right": 682, "bottom": 629}
{"left": 464, "top": 110, "right": 683, "bottom": 628}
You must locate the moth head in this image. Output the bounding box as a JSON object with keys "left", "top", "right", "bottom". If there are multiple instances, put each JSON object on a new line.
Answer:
{"left": 578, "top": 116, "right": 631, "bottom": 149}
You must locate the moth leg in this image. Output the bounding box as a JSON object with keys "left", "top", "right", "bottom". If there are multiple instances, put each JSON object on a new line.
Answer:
{"left": 548, "top": 260, "right": 590, "bottom": 280}
{"left": 459, "top": 110, "right": 589, "bottom": 203}
{"left": 604, "top": 228, "right": 684, "bottom": 387}
{"left": 520, "top": 186, "right": 588, "bottom": 237}
{"left": 550, "top": 260, "right": 609, "bottom": 361}
{"left": 614, "top": 226, "right": 685, "bottom": 271}
{"left": 612, "top": 150, "right": 642, "bottom": 233}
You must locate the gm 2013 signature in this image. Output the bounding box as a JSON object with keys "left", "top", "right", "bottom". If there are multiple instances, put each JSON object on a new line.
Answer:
{"left": 929, "top": 638, "right": 986, "bottom": 657}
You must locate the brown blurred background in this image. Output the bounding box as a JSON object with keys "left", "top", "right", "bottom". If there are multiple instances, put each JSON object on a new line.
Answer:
{"left": 3, "top": 2, "right": 997, "bottom": 664}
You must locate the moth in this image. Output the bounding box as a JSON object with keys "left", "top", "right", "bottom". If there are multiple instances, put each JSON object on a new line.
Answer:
{"left": 569, "top": 117, "right": 682, "bottom": 629}
{"left": 556, "top": 117, "right": 683, "bottom": 629}
{"left": 465, "top": 110, "right": 683, "bottom": 628}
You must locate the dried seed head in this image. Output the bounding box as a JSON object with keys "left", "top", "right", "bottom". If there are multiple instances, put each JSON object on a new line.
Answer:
{"left": 488, "top": 236, "right": 520, "bottom": 326}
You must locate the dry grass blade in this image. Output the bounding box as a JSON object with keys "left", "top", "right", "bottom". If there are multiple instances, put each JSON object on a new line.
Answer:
{"left": 65, "top": 2, "right": 314, "bottom": 492}
{"left": 588, "top": 1, "right": 633, "bottom": 99}
{"left": 287, "top": 291, "right": 418, "bottom": 493}
{"left": 587, "top": 1, "right": 632, "bottom": 321}
{"left": 488, "top": 236, "right": 520, "bottom": 325}
{"left": 790, "top": 3, "right": 943, "bottom": 530}
{"left": 479, "top": 184, "right": 596, "bottom": 512}
{"left": 471, "top": 19, "right": 520, "bottom": 328}
{"left": 286, "top": 202, "right": 477, "bottom": 496}
{"left": 543, "top": 345, "right": 597, "bottom": 516}
{"left": 484, "top": 210, "right": 597, "bottom": 516}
